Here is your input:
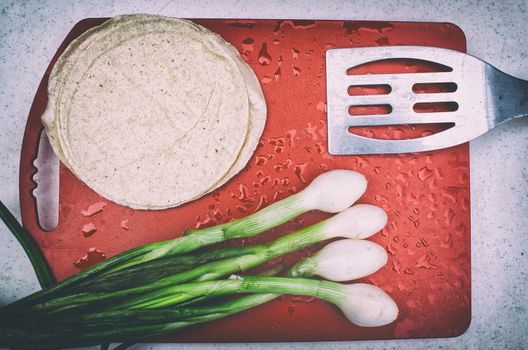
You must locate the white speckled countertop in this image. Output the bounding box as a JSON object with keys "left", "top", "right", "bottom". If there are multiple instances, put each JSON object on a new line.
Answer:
{"left": 0, "top": 0, "right": 526, "bottom": 349}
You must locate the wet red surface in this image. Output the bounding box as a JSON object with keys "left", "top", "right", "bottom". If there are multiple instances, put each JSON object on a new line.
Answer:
{"left": 19, "top": 18, "right": 470, "bottom": 342}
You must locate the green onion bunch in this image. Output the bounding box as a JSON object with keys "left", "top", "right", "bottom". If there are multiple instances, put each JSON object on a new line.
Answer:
{"left": 0, "top": 170, "right": 398, "bottom": 349}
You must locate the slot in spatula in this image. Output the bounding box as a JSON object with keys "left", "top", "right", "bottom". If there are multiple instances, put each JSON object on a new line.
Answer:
{"left": 326, "top": 46, "right": 528, "bottom": 154}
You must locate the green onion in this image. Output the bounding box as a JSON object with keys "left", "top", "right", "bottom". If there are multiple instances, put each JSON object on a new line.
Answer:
{"left": 1, "top": 278, "right": 397, "bottom": 349}
{"left": 0, "top": 234, "right": 396, "bottom": 349}
{"left": 8, "top": 170, "right": 367, "bottom": 309}
{"left": 68, "top": 245, "right": 265, "bottom": 293}
{"left": 117, "top": 169, "right": 368, "bottom": 269}
{"left": 0, "top": 169, "right": 399, "bottom": 350}
{"left": 103, "top": 276, "right": 399, "bottom": 328}
{"left": 59, "top": 239, "right": 389, "bottom": 328}
{"left": 29, "top": 204, "right": 386, "bottom": 313}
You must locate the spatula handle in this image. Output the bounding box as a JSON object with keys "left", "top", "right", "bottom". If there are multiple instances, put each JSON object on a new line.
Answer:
{"left": 487, "top": 66, "right": 528, "bottom": 126}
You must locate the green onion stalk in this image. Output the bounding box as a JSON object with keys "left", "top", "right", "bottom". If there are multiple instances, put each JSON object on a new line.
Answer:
{"left": 6, "top": 170, "right": 368, "bottom": 309}
{"left": 25, "top": 204, "right": 387, "bottom": 314}
{"left": 0, "top": 280, "right": 397, "bottom": 349}
{"left": 0, "top": 239, "right": 396, "bottom": 349}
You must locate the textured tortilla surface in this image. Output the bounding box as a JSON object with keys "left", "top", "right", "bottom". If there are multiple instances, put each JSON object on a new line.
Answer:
{"left": 42, "top": 15, "right": 266, "bottom": 209}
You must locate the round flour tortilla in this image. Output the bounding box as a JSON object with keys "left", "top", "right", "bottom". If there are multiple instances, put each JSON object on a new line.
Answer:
{"left": 43, "top": 15, "right": 266, "bottom": 209}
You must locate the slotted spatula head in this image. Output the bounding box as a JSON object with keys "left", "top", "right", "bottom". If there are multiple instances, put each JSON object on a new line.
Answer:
{"left": 326, "top": 46, "right": 528, "bottom": 155}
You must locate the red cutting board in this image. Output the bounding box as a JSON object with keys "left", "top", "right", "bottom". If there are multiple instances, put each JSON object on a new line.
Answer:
{"left": 19, "top": 19, "right": 470, "bottom": 342}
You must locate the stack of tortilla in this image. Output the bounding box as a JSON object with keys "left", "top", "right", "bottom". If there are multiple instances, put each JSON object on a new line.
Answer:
{"left": 42, "top": 14, "right": 266, "bottom": 210}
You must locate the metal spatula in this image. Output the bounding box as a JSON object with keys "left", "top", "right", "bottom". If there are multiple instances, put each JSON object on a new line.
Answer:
{"left": 326, "top": 46, "right": 528, "bottom": 154}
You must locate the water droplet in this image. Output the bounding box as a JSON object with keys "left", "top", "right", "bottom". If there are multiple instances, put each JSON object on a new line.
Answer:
{"left": 236, "top": 206, "right": 248, "bottom": 214}
{"left": 260, "top": 175, "right": 271, "bottom": 185}
{"left": 304, "top": 123, "right": 318, "bottom": 141}
{"left": 397, "top": 281, "right": 408, "bottom": 291}
{"left": 81, "top": 223, "right": 97, "bottom": 237}
{"left": 440, "top": 232, "right": 453, "bottom": 249}
{"left": 458, "top": 173, "right": 468, "bottom": 184}
{"left": 41, "top": 239, "right": 51, "bottom": 248}
{"left": 408, "top": 215, "right": 420, "bottom": 228}
{"left": 258, "top": 43, "right": 272, "bottom": 65}
{"left": 443, "top": 208, "right": 456, "bottom": 225}
{"left": 294, "top": 163, "right": 309, "bottom": 183}
{"left": 286, "top": 129, "right": 296, "bottom": 146}
{"left": 417, "top": 166, "right": 434, "bottom": 181}
{"left": 232, "top": 184, "right": 255, "bottom": 203}
{"left": 274, "top": 67, "right": 281, "bottom": 82}
{"left": 74, "top": 248, "right": 106, "bottom": 270}
{"left": 292, "top": 48, "right": 299, "bottom": 59}
{"left": 255, "top": 195, "right": 267, "bottom": 211}
{"left": 342, "top": 21, "right": 394, "bottom": 35}
{"left": 120, "top": 219, "right": 129, "bottom": 230}
{"left": 434, "top": 168, "right": 444, "bottom": 180}
{"left": 241, "top": 38, "right": 255, "bottom": 52}
{"left": 273, "top": 39, "right": 280, "bottom": 45}
{"left": 196, "top": 215, "right": 217, "bottom": 229}
{"left": 387, "top": 241, "right": 397, "bottom": 255}
{"left": 415, "top": 253, "right": 437, "bottom": 270}
{"left": 274, "top": 160, "right": 291, "bottom": 172}
{"left": 422, "top": 130, "right": 434, "bottom": 137}
{"left": 261, "top": 76, "right": 273, "bottom": 85}
{"left": 255, "top": 155, "right": 269, "bottom": 166}
{"left": 417, "top": 237, "right": 429, "bottom": 247}
{"left": 392, "top": 259, "right": 401, "bottom": 272}
{"left": 290, "top": 20, "right": 316, "bottom": 29}
{"left": 353, "top": 156, "right": 370, "bottom": 168}
{"left": 81, "top": 202, "right": 106, "bottom": 217}
{"left": 375, "top": 36, "right": 390, "bottom": 46}
{"left": 374, "top": 194, "right": 389, "bottom": 204}
{"left": 292, "top": 66, "right": 301, "bottom": 76}
{"left": 212, "top": 209, "right": 222, "bottom": 221}
{"left": 316, "top": 101, "right": 326, "bottom": 113}
{"left": 273, "top": 20, "right": 284, "bottom": 34}
{"left": 462, "top": 197, "right": 470, "bottom": 211}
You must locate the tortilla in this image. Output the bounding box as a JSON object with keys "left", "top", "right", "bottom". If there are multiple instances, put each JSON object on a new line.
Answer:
{"left": 42, "top": 15, "right": 266, "bottom": 209}
{"left": 181, "top": 19, "right": 267, "bottom": 192}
